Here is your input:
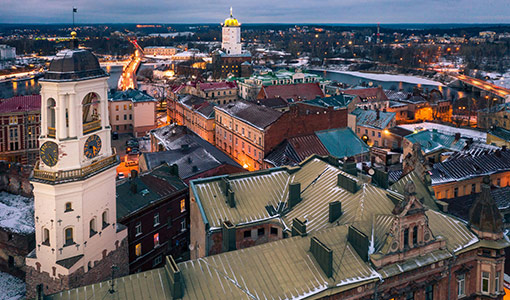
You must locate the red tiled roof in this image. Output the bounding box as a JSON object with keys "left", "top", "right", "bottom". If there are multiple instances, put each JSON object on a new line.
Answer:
{"left": 258, "top": 83, "right": 324, "bottom": 101}
{"left": 288, "top": 134, "right": 329, "bottom": 160}
{"left": 0, "top": 95, "right": 41, "bottom": 114}
{"left": 343, "top": 87, "right": 388, "bottom": 101}
{"left": 198, "top": 81, "right": 237, "bottom": 91}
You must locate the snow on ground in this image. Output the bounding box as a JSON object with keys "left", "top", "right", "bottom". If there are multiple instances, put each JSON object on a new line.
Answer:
{"left": 486, "top": 71, "right": 510, "bottom": 89}
{"left": 398, "top": 122, "right": 487, "bottom": 142}
{"left": 319, "top": 70, "right": 444, "bottom": 86}
{"left": 0, "top": 272, "right": 25, "bottom": 300}
{"left": 0, "top": 192, "right": 34, "bottom": 235}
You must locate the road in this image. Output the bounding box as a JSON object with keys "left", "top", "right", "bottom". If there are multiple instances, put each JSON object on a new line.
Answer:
{"left": 118, "top": 39, "right": 144, "bottom": 91}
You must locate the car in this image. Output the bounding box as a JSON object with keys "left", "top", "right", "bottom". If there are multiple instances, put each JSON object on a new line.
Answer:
{"left": 117, "top": 173, "right": 126, "bottom": 180}
{"left": 111, "top": 131, "right": 119, "bottom": 140}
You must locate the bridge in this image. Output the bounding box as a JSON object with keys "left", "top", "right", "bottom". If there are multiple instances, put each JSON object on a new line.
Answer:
{"left": 448, "top": 74, "right": 510, "bottom": 102}
{"left": 118, "top": 39, "right": 144, "bottom": 91}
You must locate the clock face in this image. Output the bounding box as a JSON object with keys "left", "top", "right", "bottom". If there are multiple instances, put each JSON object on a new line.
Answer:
{"left": 84, "top": 134, "right": 102, "bottom": 159}
{"left": 40, "top": 141, "right": 59, "bottom": 167}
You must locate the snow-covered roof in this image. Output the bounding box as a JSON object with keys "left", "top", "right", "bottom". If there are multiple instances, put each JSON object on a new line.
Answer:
{"left": 0, "top": 272, "right": 25, "bottom": 299}
{"left": 0, "top": 192, "right": 34, "bottom": 235}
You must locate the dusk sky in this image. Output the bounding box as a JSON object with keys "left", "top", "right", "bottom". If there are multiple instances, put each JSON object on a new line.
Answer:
{"left": 1, "top": 0, "right": 510, "bottom": 24}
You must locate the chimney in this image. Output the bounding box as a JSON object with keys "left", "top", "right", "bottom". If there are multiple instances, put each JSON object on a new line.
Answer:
{"left": 347, "top": 226, "right": 369, "bottom": 261}
{"left": 342, "top": 161, "right": 358, "bottom": 176}
{"left": 329, "top": 201, "right": 342, "bottom": 222}
{"left": 219, "top": 177, "right": 231, "bottom": 196}
{"left": 372, "top": 168, "right": 389, "bottom": 189}
{"left": 337, "top": 173, "right": 358, "bottom": 193}
{"left": 170, "top": 164, "right": 179, "bottom": 176}
{"left": 376, "top": 108, "right": 380, "bottom": 120}
{"left": 503, "top": 145, "right": 507, "bottom": 152}
{"left": 222, "top": 220, "right": 236, "bottom": 252}
{"left": 166, "top": 256, "right": 184, "bottom": 299}
{"left": 310, "top": 237, "right": 333, "bottom": 277}
{"left": 130, "top": 181, "right": 138, "bottom": 194}
{"left": 288, "top": 182, "right": 301, "bottom": 209}
{"left": 454, "top": 132, "right": 461, "bottom": 141}
{"left": 226, "top": 188, "right": 235, "bottom": 208}
{"left": 36, "top": 284, "right": 44, "bottom": 300}
{"left": 291, "top": 218, "right": 307, "bottom": 237}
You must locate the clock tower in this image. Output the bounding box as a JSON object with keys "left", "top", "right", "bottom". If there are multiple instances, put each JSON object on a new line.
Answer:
{"left": 25, "top": 33, "right": 128, "bottom": 298}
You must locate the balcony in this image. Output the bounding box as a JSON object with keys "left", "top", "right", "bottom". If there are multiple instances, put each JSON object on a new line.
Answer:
{"left": 32, "top": 148, "right": 118, "bottom": 184}
{"left": 83, "top": 119, "right": 102, "bottom": 135}
{"left": 48, "top": 127, "right": 56, "bottom": 138}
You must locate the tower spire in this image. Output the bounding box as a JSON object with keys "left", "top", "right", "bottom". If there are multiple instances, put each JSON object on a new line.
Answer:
{"left": 230, "top": 6, "right": 233, "bottom": 17}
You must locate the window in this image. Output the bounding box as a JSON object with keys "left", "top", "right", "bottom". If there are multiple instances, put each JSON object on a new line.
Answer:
{"left": 153, "top": 255, "right": 162, "bottom": 267}
{"left": 129, "top": 114, "right": 132, "bottom": 120}
{"left": 471, "top": 184, "right": 476, "bottom": 194}
{"left": 116, "top": 105, "right": 119, "bottom": 111}
{"left": 372, "top": 130, "right": 375, "bottom": 136}
{"left": 124, "top": 114, "right": 127, "bottom": 120}
{"left": 89, "top": 218, "right": 97, "bottom": 237}
{"left": 270, "top": 227, "right": 278, "bottom": 235}
{"left": 181, "top": 219, "right": 186, "bottom": 232}
{"left": 154, "top": 233, "right": 160, "bottom": 247}
{"left": 116, "top": 115, "right": 119, "bottom": 121}
{"left": 65, "top": 202, "right": 73, "bottom": 212}
{"left": 242, "top": 128, "right": 245, "bottom": 135}
{"left": 42, "top": 228, "right": 50, "bottom": 246}
{"left": 378, "top": 132, "right": 381, "bottom": 138}
{"left": 257, "top": 228, "right": 265, "bottom": 236}
{"left": 180, "top": 199, "right": 186, "bottom": 213}
{"left": 482, "top": 272, "right": 490, "bottom": 293}
{"left": 454, "top": 187, "right": 458, "bottom": 198}
{"left": 457, "top": 274, "right": 465, "bottom": 297}
{"left": 64, "top": 228, "right": 74, "bottom": 246}
{"left": 244, "top": 230, "right": 251, "bottom": 238}
{"left": 412, "top": 226, "right": 418, "bottom": 245}
{"left": 129, "top": 104, "right": 132, "bottom": 110}
{"left": 404, "top": 228, "right": 409, "bottom": 248}
{"left": 425, "top": 284, "right": 434, "bottom": 300}
{"left": 135, "top": 243, "right": 142, "bottom": 257}
{"left": 123, "top": 104, "right": 127, "bottom": 110}
{"left": 495, "top": 272, "right": 500, "bottom": 293}
{"left": 154, "top": 213, "right": 160, "bottom": 226}
{"left": 135, "top": 222, "right": 142, "bottom": 236}
{"left": 9, "top": 116, "right": 17, "bottom": 125}
{"left": 8, "top": 128, "right": 19, "bottom": 151}
{"left": 102, "top": 211, "right": 109, "bottom": 228}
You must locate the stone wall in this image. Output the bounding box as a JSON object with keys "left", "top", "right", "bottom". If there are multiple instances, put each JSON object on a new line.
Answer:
{"left": 0, "top": 162, "right": 33, "bottom": 197}
{"left": 25, "top": 238, "right": 129, "bottom": 299}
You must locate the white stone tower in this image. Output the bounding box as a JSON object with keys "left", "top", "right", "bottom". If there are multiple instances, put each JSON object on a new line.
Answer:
{"left": 25, "top": 32, "right": 128, "bottom": 298}
{"left": 221, "top": 7, "right": 242, "bottom": 55}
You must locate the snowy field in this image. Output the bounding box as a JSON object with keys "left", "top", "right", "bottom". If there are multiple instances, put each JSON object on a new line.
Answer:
{"left": 0, "top": 272, "right": 25, "bottom": 300}
{"left": 398, "top": 122, "right": 487, "bottom": 142}
{"left": 0, "top": 192, "right": 34, "bottom": 235}
{"left": 318, "top": 70, "right": 444, "bottom": 86}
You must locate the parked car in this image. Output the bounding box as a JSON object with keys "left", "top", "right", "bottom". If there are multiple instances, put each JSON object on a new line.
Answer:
{"left": 112, "top": 131, "right": 119, "bottom": 140}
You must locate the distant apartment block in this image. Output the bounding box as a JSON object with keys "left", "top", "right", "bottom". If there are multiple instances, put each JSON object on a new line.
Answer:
{"left": 109, "top": 89, "right": 157, "bottom": 137}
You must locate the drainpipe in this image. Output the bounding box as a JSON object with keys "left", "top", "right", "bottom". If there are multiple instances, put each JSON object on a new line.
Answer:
{"left": 447, "top": 251, "right": 457, "bottom": 300}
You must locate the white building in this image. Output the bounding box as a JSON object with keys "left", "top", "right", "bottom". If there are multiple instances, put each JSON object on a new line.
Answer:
{"left": 143, "top": 46, "right": 178, "bottom": 57}
{"left": 25, "top": 35, "right": 128, "bottom": 298}
{"left": 0, "top": 45, "right": 15, "bottom": 60}
{"left": 221, "top": 8, "right": 242, "bottom": 55}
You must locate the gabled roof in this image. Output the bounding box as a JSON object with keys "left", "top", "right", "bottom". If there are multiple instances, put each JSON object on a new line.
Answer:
{"left": 259, "top": 82, "right": 324, "bottom": 101}
{"left": 350, "top": 108, "right": 395, "bottom": 130}
{"left": 0, "top": 95, "right": 41, "bottom": 113}
{"left": 343, "top": 87, "right": 388, "bottom": 101}
{"left": 197, "top": 81, "right": 237, "bottom": 92}
{"left": 252, "top": 97, "right": 289, "bottom": 109}
{"left": 180, "top": 95, "right": 215, "bottom": 119}
{"left": 315, "top": 127, "right": 369, "bottom": 158}
{"left": 489, "top": 126, "right": 510, "bottom": 142}
{"left": 216, "top": 100, "right": 283, "bottom": 130}
{"left": 109, "top": 89, "right": 157, "bottom": 103}
{"left": 390, "top": 170, "right": 439, "bottom": 210}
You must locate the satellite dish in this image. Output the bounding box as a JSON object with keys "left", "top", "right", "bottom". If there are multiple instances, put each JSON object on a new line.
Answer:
{"left": 368, "top": 168, "right": 375, "bottom": 176}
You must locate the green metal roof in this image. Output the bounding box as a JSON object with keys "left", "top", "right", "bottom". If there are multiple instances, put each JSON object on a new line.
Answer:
{"left": 404, "top": 129, "right": 468, "bottom": 154}
{"left": 489, "top": 126, "right": 510, "bottom": 142}
{"left": 315, "top": 127, "right": 369, "bottom": 159}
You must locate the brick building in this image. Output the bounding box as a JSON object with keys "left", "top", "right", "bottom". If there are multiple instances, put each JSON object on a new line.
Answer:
{"left": 174, "top": 81, "right": 238, "bottom": 105}
{"left": 0, "top": 95, "right": 41, "bottom": 165}
{"left": 167, "top": 95, "right": 215, "bottom": 144}
{"left": 344, "top": 86, "right": 390, "bottom": 110}
{"left": 116, "top": 165, "right": 189, "bottom": 273}
{"left": 349, "top": 107, "right": 396, "bottom": 148}
{"left": 109, "top": 89, "right": 157, "bottom": 137}
{"left": 42, "top": 155, "right": 510, "bottom": 300}
{"left": 478, "top": 103, "right": 510, "bottom": 130}
{"left": 214, "top": 100, "right": 348, "bottom": 171}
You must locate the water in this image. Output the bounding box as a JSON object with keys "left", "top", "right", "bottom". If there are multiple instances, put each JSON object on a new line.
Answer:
{"left": 0, "top": 64, "right": 154, "bottom": 99}
{"left": 310, "top": 70, "right": 464, "bottom": 101}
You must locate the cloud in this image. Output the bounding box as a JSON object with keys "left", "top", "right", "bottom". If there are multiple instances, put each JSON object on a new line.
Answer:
{"left": 1, "top": 0, "right": 509, "bottom": 23}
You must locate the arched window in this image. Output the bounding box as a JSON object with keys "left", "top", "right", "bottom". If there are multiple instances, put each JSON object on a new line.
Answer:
{"left": 47, "top": 98, "right": 56, "bottom": 129}
{"left": 82, "top": 93, "right": 101, "bottom": 134}
{"left": 65, "top": 202, "right": 73, "bottom": 212}
{"left": 89, "top": 218, "right": 97, "bottom": 237}
{"left": 42, "top": 228, "right": 50, "bottom": 246}
{"left": 64, "top": 227, "right": 74, "bottom": 246}
{"left": 102, "top": 210, "right": 109, "bottom": 229}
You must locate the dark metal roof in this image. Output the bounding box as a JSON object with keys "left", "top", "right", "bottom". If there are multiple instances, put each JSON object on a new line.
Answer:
{"left": 489, "top": 127, "right": 510, "bottom": 142}
{"left": 109, "top": 89, "right": 157, "bottom": 103}
{"left": 44, "top": 49, "right": 107, "bottom": 81}
{"left": 216, "top": 100, "right": 283, "bottom": 130}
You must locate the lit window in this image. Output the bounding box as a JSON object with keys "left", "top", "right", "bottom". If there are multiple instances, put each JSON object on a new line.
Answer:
{"left": 135, "top": 243, "right": 142, "bottom": 256}
{"left": 482, "top": 272, "right": 490, "bottom": 293}
{"left": 154, "top": 213, "right": 160, "bottom": 226}
{"left": 457, "top": 274, "right": 465, "bottom": 297}
{"left": 180, "top": 199, "right": 186, "bottom": 213}
{"left": 154, "top": 233, "right": 160, "bottom": 247}
{"left": 135, "top": 222, "right": 142, "bottom": 236}
{"left": 115, "top": 105, "right": 119, "bottom": 111}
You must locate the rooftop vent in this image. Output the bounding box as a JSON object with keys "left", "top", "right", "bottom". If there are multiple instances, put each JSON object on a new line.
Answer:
{"left": 348, "top": 226, "right": 369, "bottom": 261}
{"left": 166, "top": 256, "right": 184, "bottom": 299}
{"left": 226, "top": 188, "right": 235, "bottom": 208}
{"left": 310, "top": 237, "right": 333, "bottom": 277}
{"left": 291, "top": 218, "right": 307, "bottom": 237}
{"left": 222, "top": 220, "right": 236, "bottom": 252}
{"left": 288, "top": 182, "right": 302, "bottom": 209}
{"left": 337, "top": 173, "right": 359, "bottom": 193}
{"left": 329, "top": 201, "right": 342, "bottom": 223}
{"left": 342, "top": 161, "right": 358, "bottom": 176}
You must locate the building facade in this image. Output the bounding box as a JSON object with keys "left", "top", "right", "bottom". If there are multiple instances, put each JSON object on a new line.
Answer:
{"left": 0, "top": 95, "right": 41, "bottom": 164}
{"left": 25, "top": 44, "right": 128, "bottom": 298}
{"left": 350, "top": 107, "right": 397, "bottom": 148}
{"left": 143, "top": 46, "right": 178, "bottom": 57}
{"left": 168, "top": 95, "right": 215, "bottom": 144}
{"left": 109, "top": 89, "right": 157, "bottom": 137}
